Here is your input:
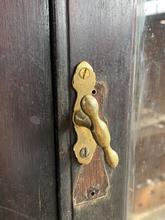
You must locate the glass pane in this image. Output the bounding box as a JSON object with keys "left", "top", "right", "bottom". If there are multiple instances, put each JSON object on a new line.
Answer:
{"left": 129, "top": 1, "right": 165, "bottom": 220}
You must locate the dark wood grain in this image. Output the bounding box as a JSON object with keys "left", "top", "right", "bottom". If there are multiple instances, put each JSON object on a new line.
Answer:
{"left": 49, "top": 0, "right": 72, "bottom": 219}
{"left": 50, "top": 0, "right": 136, "bottom": 219}
{"left": 73, "top": 147, "right": 109, "bottom": 205}
{"left": 69, "top": 1, "right": 136, "bottom": 220}
{"left": 0, "top": 1, "right": 57, "bottom": 219}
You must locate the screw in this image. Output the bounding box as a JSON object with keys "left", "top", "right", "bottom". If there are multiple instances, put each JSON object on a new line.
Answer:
{"left": 79, "top": 68, "right": 90, "bottom": 79}
{"left": 80, "top": 147, "right": 90, "bottom": 158}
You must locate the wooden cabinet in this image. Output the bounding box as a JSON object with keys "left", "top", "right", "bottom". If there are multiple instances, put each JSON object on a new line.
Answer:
{"left": 2, "top": 1, "right": 164, "bottom": 220}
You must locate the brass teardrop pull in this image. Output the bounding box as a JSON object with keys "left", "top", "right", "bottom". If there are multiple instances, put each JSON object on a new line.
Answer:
{"left": 72, "top": 61, "right": 119, "bottom": 168}
{"left": 81, "top": 95, "right": 119, "bottom": 168}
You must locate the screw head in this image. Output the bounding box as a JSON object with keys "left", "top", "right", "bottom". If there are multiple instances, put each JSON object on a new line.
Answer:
{"left": 79, "top": 68, "right": 90, "bottom": 79}
{"left": 80, "top": 147, "right": 90, "bottom": 158}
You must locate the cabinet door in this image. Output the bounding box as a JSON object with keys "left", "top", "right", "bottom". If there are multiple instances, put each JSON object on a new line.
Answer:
{"left": 0, "top": 1, "right": 57, "bottom": 219}
{"left": 51, "top": 0, "right": 136, "bottom": 220}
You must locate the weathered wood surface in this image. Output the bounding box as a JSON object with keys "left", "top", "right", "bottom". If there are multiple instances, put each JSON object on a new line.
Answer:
{"left": 69, "top": 1, "right": 136, "bottom": 220}
{"left": 50, "top": 0, "right": 136, "bottom": 219}
{"left": 0, "top": 1, "right": 57, "bottom": 219}
{"left": 50, "top": 0, "right": 73, "bottom": 219}
{"left": 0, "top": 0, "right": 137, "bottom": 219}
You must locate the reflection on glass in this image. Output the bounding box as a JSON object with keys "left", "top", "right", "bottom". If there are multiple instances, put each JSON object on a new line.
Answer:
{"left": 129, "top": 0, "right": 165, "bottom": 220}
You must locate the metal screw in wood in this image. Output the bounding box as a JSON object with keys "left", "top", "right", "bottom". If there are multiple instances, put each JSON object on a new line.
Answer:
{"left": 80, "top": 147, "right": 90, "bottom": 158}
{"left": 79, "top": 68, "right": 90, "bottom": 79}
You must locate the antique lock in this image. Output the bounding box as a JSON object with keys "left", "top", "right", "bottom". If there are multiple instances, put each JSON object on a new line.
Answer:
{"left": 72, "top": 61, "right": 119, "bottom": 168}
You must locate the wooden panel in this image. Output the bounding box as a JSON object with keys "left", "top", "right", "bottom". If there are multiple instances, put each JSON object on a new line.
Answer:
{"left": 69, "top": 1, "right": 136, "bottom": 220}
{"left": 0, "top": 1, "right": 57, "bottom": 219}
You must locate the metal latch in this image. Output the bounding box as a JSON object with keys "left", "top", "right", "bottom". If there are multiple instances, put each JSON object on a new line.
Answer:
{"left": 72, "top": 61, "right": 119, "bottom": 168}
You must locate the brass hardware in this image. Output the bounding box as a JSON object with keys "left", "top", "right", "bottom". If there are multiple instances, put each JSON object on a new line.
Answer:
{"left": 81, "top": 95, "right": 119, "bottom": 168}
{"left": 80, "top": 147, "right": 90, "bottom": 158}
{"left": 72, "top": 61, "right": 96, "bottom": 165}
{"left": 72, "top": 61, "right": 119, "bottom": 168}
{"left": 79, "top": 68, "right": 90, "bottom": 79}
